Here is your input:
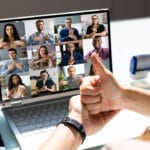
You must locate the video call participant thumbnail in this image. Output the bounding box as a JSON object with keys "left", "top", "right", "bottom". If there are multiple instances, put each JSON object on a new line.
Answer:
{"left": 27, "top": 20, "right": 54, "bottom": 45}
{"left": 59, "top": 65, "right": 83, "bottom": 90}
{"left": 6, "top": 74, "right": 27, "bottom": 99}
{"left": 1, "top": 48, "right": 29, "bottom": 75}
{"left": 35, "top": 69, "right": 56, "bottom": 95}
{"left": 84, "top": 36, "right": 109, "bottom": 62}
{"left": 0, "top": 23, "right": 25, "bottom": 49}
{"left": 61, "top": 43, "right": 84, "bottom": 66}
{"left": 59, "top": 18, "right": 80, "bottom": 42}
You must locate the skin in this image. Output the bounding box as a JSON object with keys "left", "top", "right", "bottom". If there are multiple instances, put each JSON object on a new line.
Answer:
{"left": 8, "top": 51, "right": 23, "bottom": 72}
{"left": 7, "top": 75, "right": 26, "bottom": 98}
{"left": 65, "top": 19, "right": 77, "bottom": 40}
{"left": 0, "top": 25, "right": 25, "bottom": 48}
{"left": 67, "top": 43, "right": 75, "bottom": 65}
{"left": 81, "top": 53, "right": 150, "bottom": 116}
{"left": 85, "top": 15, "right": 107, "bottom": 38}
{"left": 38, "top": 52, "right": 150, "bottom": 150}
{"left": 36, "top": 72, "right": 56, "bottom": 94}
{"left": 33, "top": 47, "right": 52, "bottom": 66}
{"left": 34, "top": 21, "right": 50, "bottom": 42}
{"left": 84, "top": 37, "right": 102, "bottom": 63}
{"left": 59, "top": 67, "right": 82, "bottom": 86}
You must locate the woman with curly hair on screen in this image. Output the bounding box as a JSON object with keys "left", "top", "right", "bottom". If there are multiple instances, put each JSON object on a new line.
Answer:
{"left": 6, "top": 74, "right": 26, "bottom": 99}
{"left": 0, "top": 23, "right": 25, "bottom": 49}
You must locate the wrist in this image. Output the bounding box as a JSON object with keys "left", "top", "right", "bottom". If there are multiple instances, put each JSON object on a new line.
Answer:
{"left": 58, "top": 116, "right": 86, "bottom": 144}
{"left": 57, "top": 123, "right": 82, "bottom": 148}
{"left": 120, "top": 86, "right": 131, "bottom": 109}
{"left": 68, "top": 112, "right": 82, "bottom": 124}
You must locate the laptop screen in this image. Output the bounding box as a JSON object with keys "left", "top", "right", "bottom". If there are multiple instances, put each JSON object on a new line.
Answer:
{"left": 0, "top": 9, "right": 112, "bottom": 104}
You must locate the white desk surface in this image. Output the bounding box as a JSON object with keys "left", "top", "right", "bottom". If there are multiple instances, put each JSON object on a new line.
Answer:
{"left": 1, "top": 18, "right": 150, "bottom": 150}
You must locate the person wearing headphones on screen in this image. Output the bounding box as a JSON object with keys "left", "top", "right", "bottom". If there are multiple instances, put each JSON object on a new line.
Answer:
{"left": 38, "top": 53, "right": 150, "bottom": 150}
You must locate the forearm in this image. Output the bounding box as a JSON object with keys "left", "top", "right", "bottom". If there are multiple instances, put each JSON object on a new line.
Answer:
{"left": 7, "top": 91, "right": 13, "bottom": 98}
{"left": 95, "top": 31, "right": 107, "bottom": 37}
{"left": 122, "top": 86, "right": 150, "bottom": 116}
{"left": 47, "top": 87, "right": 55, "bottom": 92}
{"left": 38, "top": 124, "right": 82, "bottom": 150}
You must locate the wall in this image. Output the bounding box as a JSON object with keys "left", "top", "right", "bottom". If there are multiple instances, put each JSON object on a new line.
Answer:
{"left": 0, "top": 0, "right": 149, "bottom": 20}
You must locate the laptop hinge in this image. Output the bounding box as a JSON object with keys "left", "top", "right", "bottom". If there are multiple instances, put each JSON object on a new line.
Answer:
{"left": 11, "top": 101, "right": 22, "bottom": 107}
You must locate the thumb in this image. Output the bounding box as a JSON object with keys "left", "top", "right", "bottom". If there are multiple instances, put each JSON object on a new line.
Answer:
{"left": 91, "top": 52, "right": 107, "bottom": 77}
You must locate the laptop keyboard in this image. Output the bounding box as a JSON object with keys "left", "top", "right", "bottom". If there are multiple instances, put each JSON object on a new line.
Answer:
{"left": 8, "top": 100, "right": 68, "bottom": 137}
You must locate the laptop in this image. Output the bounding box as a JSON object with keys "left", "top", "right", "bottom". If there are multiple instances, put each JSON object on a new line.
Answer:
{"left": 0, "top": 9, "right": 112, "bottom": 150}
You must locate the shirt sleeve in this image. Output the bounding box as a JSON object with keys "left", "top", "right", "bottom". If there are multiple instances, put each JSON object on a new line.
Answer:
{"left": 27, "top": 34, "right": 35, "bottom": 45}
{"left": 2, "top": 62, "right": 9, "bottom": 75}
{"left": 59, "top": 29, "right": 70, "bottom": 42}
{"left": 84, "top": 50, "right": 92, "bottom": 61}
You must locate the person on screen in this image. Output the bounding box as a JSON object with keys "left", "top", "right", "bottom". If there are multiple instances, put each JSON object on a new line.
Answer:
{"left": 30, "top": 45, "right": 54, "bottom": 70}
{"left": 27, "top": 20, "right": 54, "bottom": 45}
{"left": 35, "top": 70, "right": 56, "bottom": 95}
{"left": 1, "top": 48, "right": 29, "bottom": 75}
{"left": 85, "top": 15, "right": 107, "bottom": 39}
{"left": 0, "top": 23, "right": 25, "bottom": 49}
{"left": 59, "top": 65, "right": 83, "bottom": 89}
{"left": 6, "top": 74, "right": 27, "bottom": 99}
{"left": 61, "top": 43, "right": 84, "bottom": 66}
{"left": 84, "top": 36, "right": 109, "bottom": 62}
{"left": 59, "top": 18, "right": 80, "bottom": 42}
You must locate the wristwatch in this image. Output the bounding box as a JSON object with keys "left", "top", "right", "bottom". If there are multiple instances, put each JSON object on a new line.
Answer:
{"left": 58, "top": 116, "right": 86, "bottom": 144}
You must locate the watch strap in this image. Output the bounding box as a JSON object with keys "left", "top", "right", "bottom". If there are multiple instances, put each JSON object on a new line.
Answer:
{"left": 58, "top": 116, "right": 86, "bottom": 144}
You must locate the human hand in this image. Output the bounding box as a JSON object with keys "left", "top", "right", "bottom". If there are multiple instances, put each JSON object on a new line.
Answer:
{"left": 19, "top": 86, "right": 26, "bottom": 96}
{"left": 69, "top": 95, "right": 119, "bottom": 135}
{"left": 33, "top": 36, "right": 40, "bottom": 42}
{"left": 80, "top": 52, "right": 124, "bottom": 114}
{"left": 69, "top": 28, "right": 74, "bottom": 35}
{"left": 15, "top": 61, "right": 23, "bottom": 70}
{"left": 44, "top": 35, "right": 49, "bottom": 41}
{"left": 8, "top": 63, "right": 15, "bottom": 71}
{"left": 92, "top": 28, "right": 97, "bottom": 33}
{"left": 41, "top": 86, "right": 48, "bottom": 91}
{"left": 15, "top": 40, "right": 25, "bottom": 47}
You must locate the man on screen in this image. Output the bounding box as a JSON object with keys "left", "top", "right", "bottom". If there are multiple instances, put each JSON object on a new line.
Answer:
{"left": 59, "top": 65, "right": 83, "bottom": 89}
{"left": 27, "top": 20, "right": 54, "bottom": 45}
{"left": 84, "top": 36, "right": 109, "bottom": 62}
{"left": 1, "top": 48, "right": 29, "bottom": 75}
{"left": 59, "top": 18, "right": 80, "bottom": 42}
{"left": 35, "top": 69, "right": 56, "bottom": 95}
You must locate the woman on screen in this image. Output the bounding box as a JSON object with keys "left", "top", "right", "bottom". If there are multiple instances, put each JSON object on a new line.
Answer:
{"left": 61, "top": 43, "right": 84, "bottom": 66}
{"left": 30, "top": 45, "right": 54, "bottom": 70}
{"left": 6, "top": 74, "right": 26, "bottom": 99}
{"left": 0, "top": 23, "right": 25, "bottom": 49}
{"left": 85, "top": 15, "right": 107, "bottom": 38}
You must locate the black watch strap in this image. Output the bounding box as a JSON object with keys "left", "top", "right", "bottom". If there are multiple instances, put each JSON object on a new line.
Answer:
{"left": 58, "top": 116, "right": 86, "bottom": 144}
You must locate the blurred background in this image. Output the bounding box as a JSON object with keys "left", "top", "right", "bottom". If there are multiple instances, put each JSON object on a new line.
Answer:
{"left": 0, "top": 0, "right": 149, "bottom": 20}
